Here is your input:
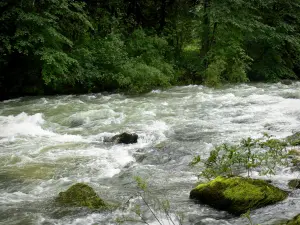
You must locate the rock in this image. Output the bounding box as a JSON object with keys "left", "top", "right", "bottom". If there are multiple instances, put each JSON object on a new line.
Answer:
{"left": 111, "top": 132, "right": 138, "bottom": 144}
{"left": 284, "top": 214, "right": 300, "bottom": 225}
{"left": 288, "top": 179, "right": 300, "bottom": 189}
{"left": 155, "top": 141, "right": 167, "bottom": 150}
{"left": 69, "top": 118, "right": 84, "bottom": 128}
{"left": 189, "top": 176, "right": 287, "bottom": 215}
{"left": 281, "top": 79, "right": 293, "bottom": 85}
{"left": 286, "top": 132, "right": 300, "bottom": 146}
{"left": 56, "top": 183, "right": 108, "bottom": 209}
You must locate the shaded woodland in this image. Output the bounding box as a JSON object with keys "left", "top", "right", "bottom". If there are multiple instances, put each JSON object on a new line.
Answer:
{"left": 1, "top": 0, "right": 300, "bottom": 100}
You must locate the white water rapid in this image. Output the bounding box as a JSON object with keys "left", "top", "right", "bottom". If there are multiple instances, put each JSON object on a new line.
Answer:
{"left": 1, "top": 83, "right": 300, "bottom": 225}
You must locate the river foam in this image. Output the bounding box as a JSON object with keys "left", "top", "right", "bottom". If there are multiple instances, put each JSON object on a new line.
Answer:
{"left": 1, "top": 82, "right": 300, "bottom": 225}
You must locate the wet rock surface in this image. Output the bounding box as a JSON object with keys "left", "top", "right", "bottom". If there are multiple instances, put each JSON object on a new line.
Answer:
{"left": 190, "top": 176, "right": 288, "bottom": 215}
{"left": 107, "top": 132, "right": 138, "bottom": 144}
{"left": 56, "top": 183, "right": 108, "bottom": 209}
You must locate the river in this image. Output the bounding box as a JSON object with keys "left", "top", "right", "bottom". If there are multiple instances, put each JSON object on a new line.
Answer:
{"left": 1, "top": 83, "right": 300, "bottom": 225}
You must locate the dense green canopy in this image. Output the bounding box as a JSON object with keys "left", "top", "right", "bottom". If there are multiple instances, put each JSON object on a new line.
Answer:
{"left": 1, "top": 0, "right": 300, "bottom": 100}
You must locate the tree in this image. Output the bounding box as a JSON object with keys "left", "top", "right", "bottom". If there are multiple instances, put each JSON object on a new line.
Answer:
{"left": 196, "top": 0, "right": 300, "bottom": 85}
{"left": 246, "top": 0, "right": 300, "bottom": 81}
{"left": 0, "top": 0, "right": 92, "bottom": 99}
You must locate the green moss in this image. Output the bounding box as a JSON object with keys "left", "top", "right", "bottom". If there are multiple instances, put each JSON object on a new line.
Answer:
{"left": 287, "top": 132, "right": 300, "bottom": 146}
{"left": 286, "top": 214, "right": 300, "bottom": 225}
{"left": 288, "top": 150, "right": 300, "bottom": 156}
{"left": 288, "top": 180, "right": 300, "bottom": 189}
{"left": 190, "top": 176, "right": 287, "bottom": 215}
{"left": 56, "top": 183, "right": 108, "bottom": 210}
{"left": 155, "top": 141, "right": 167, "bottom": 150}
{"left": 291, "top": 140, "right": 300, "bottom": 146}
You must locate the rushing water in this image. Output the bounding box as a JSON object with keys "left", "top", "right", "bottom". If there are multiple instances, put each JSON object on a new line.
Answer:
{"left": 1, "top": 83, "right": 300, "bottom": 225}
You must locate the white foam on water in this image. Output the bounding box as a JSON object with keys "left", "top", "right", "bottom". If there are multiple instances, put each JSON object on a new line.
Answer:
{"left": 137, "top": 120, "right": 170, "bottom": 146}
{"left": 2, "top": 98, "right": 21, "bottom": 103}
{"left": 50, "top": 134, "right": 85, "bottom": 143}
{"left": 0, "top": 112, "right": 87, "bottom": 144}
{"left": 88, "top": 132, "right": 117, "bottom": 142}
{"left": 151, "top": 89, "right": 162, "bottom": 93}
{"left": 249, "top": 169, "right": 300, "bottom": 183}
{"left": 2, "top": 83, "right": 300, "bottom": 225}
{"left": 36, "top": 213, "right": 114, "bottom": 225}
{"left": 0, "top": 191, "right": 39, "bottom": 204}
{"left": 0, "top": 112, "right": 53, "bottom": 138}
{"left": 41, "top": 145, "right": 135, "bottom": 179}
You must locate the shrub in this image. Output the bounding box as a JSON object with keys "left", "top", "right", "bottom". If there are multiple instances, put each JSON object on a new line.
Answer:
{"left": 191, "top": 134, "right": 290, "bottom": 180}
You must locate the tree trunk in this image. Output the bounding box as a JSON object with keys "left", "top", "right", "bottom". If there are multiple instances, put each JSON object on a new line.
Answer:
{"left": 200, "top": 0, "right": 211, "bottom": 69}
{"left": 159, "top": 0, "right": 167, "bottom": 32}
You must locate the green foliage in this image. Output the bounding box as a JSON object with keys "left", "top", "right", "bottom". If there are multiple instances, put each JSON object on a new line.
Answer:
{"left": 116, "top": 176, "right": 184, "bottom": 225}
{"left": 73, "top": 33, "right": 127, "bottom": 91}
{"left": 189, "top": 155, "right": 201, "bottom": 166}
{"left": 191, "top": 134, "right": 290, "bottom": 180}
{"left": 204, "top": 57, "right": 227, "bottom": 87}
{"left": 285, "top": 214, "right": 300, "bottom": 225}
{"left": 246, "top": 0, "right": 300, "bottom": 81}
{"left": 286, "top": 132, "right": 300, "bottom": 146}
{"left": 118, "top": 29, "right": 175, "bottom": 93}
{"left": 73, "top": 30, "right": 175, "bottom": 94}
{"left": 0, "top": 0, "right": 92, "bottom": 97}
{"left": 134, "top": 176, "right": 148, "bottom": 191}
{"left": 1, "top": 0, "right": 300, "bottom": 100}
{"left": 241, "top": 210, "right": 259, "bottom": 225}
{"left": 191, "top": 0, "right": 300, "bottom": 85}
{"left": 40, "top": 48, "right": 80, "bottom": 85}
{"left": 119, "top": 60, "right": 173, "bottom": 93}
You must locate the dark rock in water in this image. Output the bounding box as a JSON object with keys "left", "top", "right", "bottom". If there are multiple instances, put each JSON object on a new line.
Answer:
{"left": 287, "top": 132, "right": 300, "bottom": 146}
{"left": 190, "top": 176, "right": 287, "bottom": 216}
{"left": 110, "top": 132, "right": 138, "bottom": 144}
{"left": 69, "top": 118, "right": 84, "bottom": 128}
{"left": 281, "top": 79, "right": 293, "bottom": 85}
{"left": 56, "top": 183, "right": 108, "bottom": 209}
{"left": 284, "top": 214, "right": 300, "bottom": 225}
{"left": 288, "top": 179, "right": 300, "bottom": 189}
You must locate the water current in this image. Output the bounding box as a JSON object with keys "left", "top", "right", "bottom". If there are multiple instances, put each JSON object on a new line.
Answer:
{"left": 1, "top": 83, "right": 300, "bottom": 225}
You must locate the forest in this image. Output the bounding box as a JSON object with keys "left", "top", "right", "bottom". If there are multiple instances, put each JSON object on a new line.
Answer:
{"left": 1, "top": 0, "right": 300, "bottom": 100}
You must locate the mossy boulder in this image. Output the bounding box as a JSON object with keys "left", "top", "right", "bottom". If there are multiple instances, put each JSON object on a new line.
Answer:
{"left": 56, "top": 183, "right": 108, "bottom": 209}
{"left": 190, "top": 176, "right": 288, "bottom": 215}
{"left": 287, "top": 132, "right": 300, "bottom": 146}
{"left": 288, "top": 179, "right": 300, "bottom": 189}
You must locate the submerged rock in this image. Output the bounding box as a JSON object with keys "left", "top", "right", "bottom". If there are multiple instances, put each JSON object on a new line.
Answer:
{"left": 288, "top": 179, "right": 300, "bottom": 189}
{"left": 108, "top": 132, "right": 138, "bottom": 144}
{"left": 69, "top": 118, "right": 84, "bottom": 128}
{"left": 287, "top": 132, "right": 300, "bottom": 146}
{"left": 281, "top": 79, "right": 293, "bottom": 85}
{"left": 190, "top": 176, "right": 287, "bottom": 215}
{"left": 56, "top": 183, "right": 108, "bottom": 209}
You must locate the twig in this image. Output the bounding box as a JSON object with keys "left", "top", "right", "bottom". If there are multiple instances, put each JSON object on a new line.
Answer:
{"left": 139, "top": 193, "right": 164, "bottom": 225}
